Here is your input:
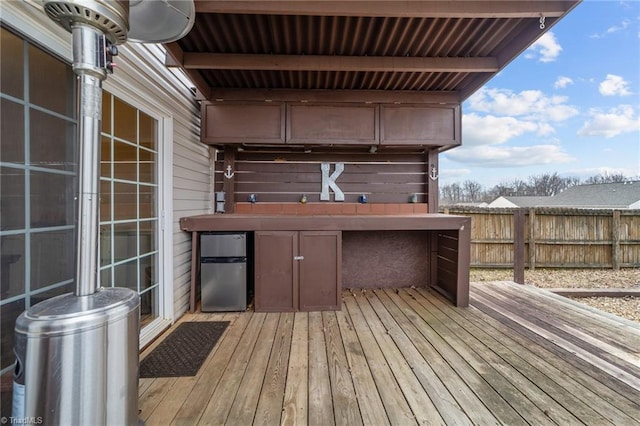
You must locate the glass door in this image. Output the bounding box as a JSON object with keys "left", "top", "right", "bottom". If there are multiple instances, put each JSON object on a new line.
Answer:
{"left": 99, "top": 93, "right": 161, "bottom": 328}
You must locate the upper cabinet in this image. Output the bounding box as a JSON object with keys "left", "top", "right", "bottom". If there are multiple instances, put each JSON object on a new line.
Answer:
{"left": 380, "top": 104, "right": 460, "bottom": 146}
{"left": 200, "top": 101, "right": 460, "bottom": 148}
{"left": 287, "top": 103, "right": 378, "bottom": 145}
{"left": 201, "top": 101, "right": 286, "bottom": 144}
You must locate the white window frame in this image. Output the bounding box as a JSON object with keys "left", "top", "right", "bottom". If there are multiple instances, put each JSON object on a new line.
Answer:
{"left": 100, "top": 86, "right": 175, "bottom": 346}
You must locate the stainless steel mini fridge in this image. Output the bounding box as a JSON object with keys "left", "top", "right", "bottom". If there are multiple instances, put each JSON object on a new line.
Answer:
{"left": 200, "top": 232, "right": 248, "bottom": 311}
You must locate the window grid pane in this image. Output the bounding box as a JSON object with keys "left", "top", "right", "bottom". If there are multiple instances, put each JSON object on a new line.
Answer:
{"left": 99, "top": 94, "right": 159, "bottom": 309}
{"left": 0, "top": 28, "right": 77, "bottom": 373}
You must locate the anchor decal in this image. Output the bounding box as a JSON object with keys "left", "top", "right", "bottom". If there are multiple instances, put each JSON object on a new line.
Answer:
{"left": 224, "top": 165, "right": 235, "bottom": 179}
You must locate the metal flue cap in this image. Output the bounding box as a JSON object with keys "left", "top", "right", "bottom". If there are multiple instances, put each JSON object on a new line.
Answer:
{"left": 42, "top": 0, "right": 130, "bottom": 44}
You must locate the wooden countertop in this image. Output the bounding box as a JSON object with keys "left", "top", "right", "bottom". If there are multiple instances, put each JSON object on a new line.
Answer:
{"left": 180, "top": 213, "right": 470, "bottom": 232}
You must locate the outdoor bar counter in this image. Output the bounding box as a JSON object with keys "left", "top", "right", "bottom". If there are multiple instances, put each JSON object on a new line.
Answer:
{"left": 180, "top": 211, "right": 471, "bottom": 313}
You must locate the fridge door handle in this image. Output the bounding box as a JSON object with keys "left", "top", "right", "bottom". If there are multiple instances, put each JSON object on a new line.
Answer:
{"left": 293, "top": 255, "right": 304, "bottom": 261}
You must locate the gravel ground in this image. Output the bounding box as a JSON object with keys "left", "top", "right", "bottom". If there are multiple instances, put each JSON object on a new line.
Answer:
{"left": 470, "top": 268, "right": 640, "bottom": 323}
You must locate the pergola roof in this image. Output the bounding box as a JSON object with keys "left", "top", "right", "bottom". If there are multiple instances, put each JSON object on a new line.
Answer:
{"left": 166, "top": 1, "right": 581, "bottom": 103}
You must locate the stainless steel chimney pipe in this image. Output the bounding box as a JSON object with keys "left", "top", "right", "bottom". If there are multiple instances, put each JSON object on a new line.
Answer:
{"left": 72, "top": 23, "right": 105, "bottom": 296}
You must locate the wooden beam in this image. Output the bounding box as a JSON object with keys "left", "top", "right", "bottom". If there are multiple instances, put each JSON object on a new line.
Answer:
{"left": 164, "top": 42, "right": 183, "bottom": 67}
{"left": 182, "top": 52, "right": 499, "bottom": 73}
{"left": 208, "top": 88, "right": 461, "bottom": 104}
{"left": 427, "top": 149, "right": 439, "bottom": 213}
{"left": 163, "top": 42, "right": 211, "bottom": 100}
{"left": 195, "top": 1, "right": 578, "bottom": 18}
{"left": 222, "top": 146, "right": 236, "bottom": 213}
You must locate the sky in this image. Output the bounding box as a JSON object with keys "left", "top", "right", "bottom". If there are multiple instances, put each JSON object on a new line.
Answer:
{"left": 440, "top": 0, "right": 640, "bottom": 188}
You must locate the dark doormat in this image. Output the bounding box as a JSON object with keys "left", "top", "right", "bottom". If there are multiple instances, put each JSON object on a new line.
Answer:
{"left": 140, "top": 321, "right": 229, "bottom": 378}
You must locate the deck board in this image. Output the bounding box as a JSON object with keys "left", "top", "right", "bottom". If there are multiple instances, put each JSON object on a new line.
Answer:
{"left": 281, "top": 312, "right": 309, "bottom": 426}
{"left": 472, "top": 287, "right": 640, "bottom": 393}
{"left": 308, "top": 312, "right": 335, "bottom": 426}
{"left": 471, "top": 289, "right": 640, "bottom": 422}
{"left": 343, "top": 294, "right": 417, "bottom": 425}
{"left": 253, "top": 312, "right": 294, "bottom": 426}
{"left": 322, "top": 311, "right": 362, "bottom": 426}
{"left": 141, "top": 281, "right": 640, "bottom": 425}
{"left": 226, "top": 313, "right": 279, "bottom": 425}
{"left": 421, "top": 288, "right": 615, "bottom": 425}
{"left": 432, "top": 292, "right": 635, "bottom": 425}
{"left": 473, "top": 284, "right": 640, "bottom": 379}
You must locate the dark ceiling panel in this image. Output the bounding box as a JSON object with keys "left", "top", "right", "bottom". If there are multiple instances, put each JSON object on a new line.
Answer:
{"left": 170, "top": 1, "right": 581, "bottom": 101}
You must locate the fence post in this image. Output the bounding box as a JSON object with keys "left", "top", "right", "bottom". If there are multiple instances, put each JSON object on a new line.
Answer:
{"left": 528, "top": 208, "right": 536, "bottom": 271}
{"left": 513, "top": 209, "right": 525, "bottom": 284}
{"left": 612, "top": 210, "right": 621, "bottom": 270}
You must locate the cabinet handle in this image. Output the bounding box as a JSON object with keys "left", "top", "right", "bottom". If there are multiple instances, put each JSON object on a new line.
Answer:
{"left": 293, "top": 256, "right": 305, "bottom": 261}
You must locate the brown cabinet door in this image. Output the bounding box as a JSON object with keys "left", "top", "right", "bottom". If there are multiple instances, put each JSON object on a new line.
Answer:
{"left": 299, "top": 231, "right": 342, "bottom": 311}
{"left": 254, "top": 231, "right": 298, "bottom": 312}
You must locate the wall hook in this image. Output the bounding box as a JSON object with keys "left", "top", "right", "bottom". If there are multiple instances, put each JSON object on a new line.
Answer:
{"left": 224, "top": 164, "right": 235, "bottom": 179}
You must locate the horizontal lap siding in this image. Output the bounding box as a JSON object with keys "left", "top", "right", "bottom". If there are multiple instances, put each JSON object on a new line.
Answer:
{"left": 216, "top": 152, "right": 427, "bottom": 204}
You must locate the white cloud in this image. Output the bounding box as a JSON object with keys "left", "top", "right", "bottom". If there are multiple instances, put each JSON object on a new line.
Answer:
{"left": 444, "top": 145, "right": 574, "bottom": 168}
{"left": 599, "top": 74, "right": 632, "bottom": 96}
{"left": 525, "top": 32, "right": 562, "bottom": 62}
{"left": 463, "top": 88, "right": 579, "bottom": 147}
{"left": 590, "top": 19, "right": 631, "bottom": 39}
{"left": 439, "top": 168, "right": 472, "bottom": 182}
{"left": 578, "top": 105, "right": 640, "bottom": 138}
{"left": 467, "top": 87, "right": 578, "bottom": 122}
{"left": 462, "top": 114, "right": 541, "bottom": 146}
{"left": 554, "top": 76, "right": 574, "bottom": 89}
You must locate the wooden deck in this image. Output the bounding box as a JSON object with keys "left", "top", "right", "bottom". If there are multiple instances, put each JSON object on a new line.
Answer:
{"left": 139, "top": 282, "right": 640, "bottom": 425}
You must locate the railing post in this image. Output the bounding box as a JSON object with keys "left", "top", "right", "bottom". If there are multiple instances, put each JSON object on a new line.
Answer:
{"left": 612, "top": 210, "right": 621, "bottom": 270}
{"left": 513, "top": 209, "right": 525, "bottom": 284}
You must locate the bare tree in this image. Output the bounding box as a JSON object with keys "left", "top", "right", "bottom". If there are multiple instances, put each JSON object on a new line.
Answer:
{"left": 528, "top": 172, "right": 577, "bottom": 196}
{"left": 440, "top": 182, "right": 463, "bottom": 204}
{"left": 440, "top": 170, "right": 632, "bottom": 205}
{"left": 462, "top": 180, "right": 484, "bottom": 202}
{"left": 493, "top": 178, "right": 531, "bottom": 196}
{"left": 584, "top": 172, "right": 628, "bottom": 184}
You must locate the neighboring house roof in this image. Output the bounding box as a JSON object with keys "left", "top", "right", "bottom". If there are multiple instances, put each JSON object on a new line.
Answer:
{"left": 488, "top": 182, "right": 640, "bottom": 209}
{"left": 549, "top": 181, "right": 640, "bottom": 209}
{"left": 488, "top": 196, "right": 550, "bottom": 208}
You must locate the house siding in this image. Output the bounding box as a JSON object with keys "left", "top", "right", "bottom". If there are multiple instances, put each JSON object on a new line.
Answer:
{"left": 1, "top": 1, "right": 211, "bottom": 321}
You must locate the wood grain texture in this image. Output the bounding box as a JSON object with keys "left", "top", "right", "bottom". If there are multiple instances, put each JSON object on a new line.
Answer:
{"left": 140, "top": 283, "right": 640, "bottom": 426}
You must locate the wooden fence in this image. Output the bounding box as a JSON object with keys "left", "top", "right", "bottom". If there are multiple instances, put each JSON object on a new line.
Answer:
{"left": 442, "top": 207, "right": 640, "bottom": 270}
